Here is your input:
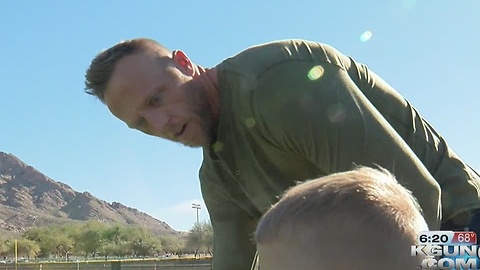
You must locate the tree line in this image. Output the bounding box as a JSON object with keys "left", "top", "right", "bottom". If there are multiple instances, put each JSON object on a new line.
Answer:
{"left": 0, "top": 220, "right": 213, "bottom": 261}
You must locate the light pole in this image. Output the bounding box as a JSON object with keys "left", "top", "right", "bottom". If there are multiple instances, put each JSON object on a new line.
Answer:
{"left": 192, "top": 203, "right": 201, "bottom": 224}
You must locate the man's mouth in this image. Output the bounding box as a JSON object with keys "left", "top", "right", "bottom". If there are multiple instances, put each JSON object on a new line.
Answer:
{"left": 175, "top": 124, "right": 186, "bottom": 139}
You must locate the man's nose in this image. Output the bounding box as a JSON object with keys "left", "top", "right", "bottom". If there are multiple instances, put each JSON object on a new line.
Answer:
{"left": 143, "top": 111, "right": 171, "bottom": 137}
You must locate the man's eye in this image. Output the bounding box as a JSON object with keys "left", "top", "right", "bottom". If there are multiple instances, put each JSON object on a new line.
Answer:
{"left": 150, "top": 94, "right": 161, "bottom": 106}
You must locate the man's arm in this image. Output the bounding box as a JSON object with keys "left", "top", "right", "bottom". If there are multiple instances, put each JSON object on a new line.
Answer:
{"left": 255, "top": 60, "right": 442, "bottom": 229}
{"left": 199, "top": 165, "right": 258, "bottom": 270}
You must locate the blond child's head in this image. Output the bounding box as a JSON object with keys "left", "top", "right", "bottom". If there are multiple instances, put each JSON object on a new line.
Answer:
{"left": 255, "top": 167, "right": 428, "bottom": 270}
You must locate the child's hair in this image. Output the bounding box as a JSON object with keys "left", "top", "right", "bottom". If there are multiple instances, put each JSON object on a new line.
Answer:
{"left": 255, "top": 166, "right": 428, "bottom": 269}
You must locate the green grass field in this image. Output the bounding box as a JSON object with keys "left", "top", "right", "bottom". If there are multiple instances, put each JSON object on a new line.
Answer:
{"left": 1, "top": 258, "right": 212, "bottom": 270}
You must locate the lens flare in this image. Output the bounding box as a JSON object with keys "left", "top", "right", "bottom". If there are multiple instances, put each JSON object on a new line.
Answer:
{"left": 308, "top": 65, "right": 324, "bottom": 80}
{"left": 212, "top": 141, "right": 224, "bottom": 153}
{"left": 403, "top": 0, "right": 416, "bottom": 9}
{"left": 245, "top": 117, "right": 256, "bottom": 128}
{"left": 360, "top": 31, "right": 373, "bottom": 42}
{"left": 327, "top": 104, "right": 347, "bottom": 124}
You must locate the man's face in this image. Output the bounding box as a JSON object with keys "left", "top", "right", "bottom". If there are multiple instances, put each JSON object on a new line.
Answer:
{"left": 104, "top": 51, "right": 212, "bottom": 148}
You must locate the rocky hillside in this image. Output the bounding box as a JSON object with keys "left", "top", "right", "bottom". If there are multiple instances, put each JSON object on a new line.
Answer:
{"left": 0, "top": 152, "right": 176, "bottom": 236}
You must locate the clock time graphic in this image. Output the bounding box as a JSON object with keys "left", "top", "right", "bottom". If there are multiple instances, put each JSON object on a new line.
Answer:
{"left": 417, "top": 231, "right": 477, "bottom": 245}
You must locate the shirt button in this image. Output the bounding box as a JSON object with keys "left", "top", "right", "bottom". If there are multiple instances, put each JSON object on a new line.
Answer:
{"left": 235, "top": 170, "right": 240, "bottom": 176}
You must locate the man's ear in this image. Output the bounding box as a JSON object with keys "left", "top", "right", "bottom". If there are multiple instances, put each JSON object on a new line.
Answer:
{"left": 172, "top": 50, "right": 194, "bottom": 76}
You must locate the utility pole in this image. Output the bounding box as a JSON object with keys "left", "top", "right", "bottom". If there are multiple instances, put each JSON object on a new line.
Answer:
{"left": 192, "top": 203, "right": 201, "bottom": 224}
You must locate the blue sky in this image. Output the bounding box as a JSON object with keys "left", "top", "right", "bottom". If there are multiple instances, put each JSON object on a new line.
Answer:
{"left": 1, "top": 1, "right": 479, "bottom": 231}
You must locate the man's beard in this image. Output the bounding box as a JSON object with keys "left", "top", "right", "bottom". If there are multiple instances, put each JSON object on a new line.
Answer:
{"left": 182, "top": 85, "right": 217, "bottom": 149}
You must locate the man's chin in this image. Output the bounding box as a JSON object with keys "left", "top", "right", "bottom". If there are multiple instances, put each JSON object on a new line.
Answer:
{"left": 177, "top": 139, "right": 205, "bottom": 149}
{"left": 181, "top": 142, "right": 203, "bottom": 149}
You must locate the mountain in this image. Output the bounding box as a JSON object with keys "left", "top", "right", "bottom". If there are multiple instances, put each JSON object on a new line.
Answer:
{"left": 0, "top": 151, "right": 177, "bottom": 236}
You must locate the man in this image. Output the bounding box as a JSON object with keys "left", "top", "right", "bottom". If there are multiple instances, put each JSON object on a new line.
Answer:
{"left": 85, "top": 38, "right": 480, "bottom": 270}
{"left": 255, "top": 166, "right": 429, "bottom": 269}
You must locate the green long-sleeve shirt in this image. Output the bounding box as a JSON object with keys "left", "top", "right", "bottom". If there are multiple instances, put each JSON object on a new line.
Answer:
{"left": 199, "top": 39, "right": 480, "bottom": 270}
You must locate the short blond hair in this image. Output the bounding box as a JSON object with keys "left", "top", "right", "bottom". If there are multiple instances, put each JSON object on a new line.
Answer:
{"left": 255, "top": 166, "right": 428, "bottom": 269}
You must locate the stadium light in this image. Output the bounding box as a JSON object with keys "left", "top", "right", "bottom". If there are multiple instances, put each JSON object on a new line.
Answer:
{"left": 192, "top": 203, "right": 201, "bottom": 224}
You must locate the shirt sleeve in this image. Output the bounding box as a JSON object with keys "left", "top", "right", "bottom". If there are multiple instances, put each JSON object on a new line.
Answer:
{"left": 254, "top": 59, "right": 442, "bottom": 229}
{"left": 199, "top": 161, "right": 258, "bottom": 270}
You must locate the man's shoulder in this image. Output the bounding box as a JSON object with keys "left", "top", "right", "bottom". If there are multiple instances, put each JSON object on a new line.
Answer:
{"left": 216, "top": 39, "right": 348, "bottom": 91}
{"left": 218, "top": 39, "right": 321, "bottom": 73}
{"left": 214, "top": 39, "right": 351, "bottom": 137}
{"left": 219, "top": 39, "right": 333, "bottom": 90}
